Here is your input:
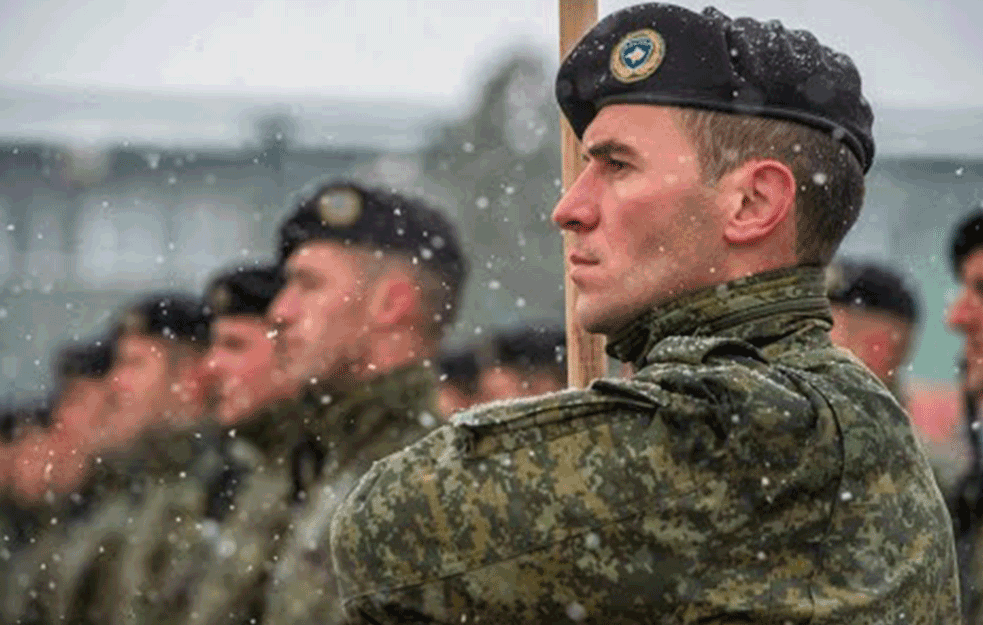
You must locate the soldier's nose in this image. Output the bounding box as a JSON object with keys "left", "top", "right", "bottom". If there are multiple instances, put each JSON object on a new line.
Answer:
{"left": 552, "top": 171, "right": 600, "bottom": 233}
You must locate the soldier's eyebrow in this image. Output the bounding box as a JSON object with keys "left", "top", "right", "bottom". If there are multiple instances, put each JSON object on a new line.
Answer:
{"left": 583, "top": 140, "right": 636, "bottom": 162}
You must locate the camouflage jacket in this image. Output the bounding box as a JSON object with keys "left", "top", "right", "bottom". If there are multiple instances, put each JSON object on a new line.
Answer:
{"left": 153, "top": 364, "right": 439, "bottom": 625}
{"left": 330, "top": 266, "right": 961, "bottom": 624}
{"left": 1, "top": 424, "right": 221, "bottom": 625}
{"left": 0, "top": 449, "right": 141, "bottom": 625}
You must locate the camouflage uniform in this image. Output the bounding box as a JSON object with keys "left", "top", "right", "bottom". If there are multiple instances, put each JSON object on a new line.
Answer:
{"left": 93, "top": 425, "right": 223, "bottom": 625}
{"left": 330, "top": 267, "right": 961, "bottom": 624}
{"left": 0, "top": 451, "right": 138, "bottom": 624}
{"left": 0, "top": 426, "right": 220, "bottom": 625}
{"left": 127, "top": 364, "right": 439, "bottom": 625}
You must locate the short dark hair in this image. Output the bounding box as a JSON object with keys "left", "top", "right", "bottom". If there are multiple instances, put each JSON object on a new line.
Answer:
{"left": 951, "top": 209, "right": 983, "bottom": 277}
{"left": 673, "top": 108, "right": 866, "bottom": 266}
{"left": 278, "top": 181, "right": 469, "bottom": 335}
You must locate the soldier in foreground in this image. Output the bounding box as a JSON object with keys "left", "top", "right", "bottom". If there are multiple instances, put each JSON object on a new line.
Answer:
{"left": 182, "top": 181, "right": 467, "bottom": 625}
{"left": 329, "top": 4, "right": 960, "bottom": 623}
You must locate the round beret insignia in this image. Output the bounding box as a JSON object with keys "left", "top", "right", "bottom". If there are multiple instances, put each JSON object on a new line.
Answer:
{"left": 610, "top": 28, "right": 665, "bottom": 84}
{"left": 209, "top": 284, "right": 233, "bottom": 316}
{"left": 318, "top": 188, "right": 363, "bottom": 228}
{"left": 122, "top": 310, "right": 147, "bottom": 334}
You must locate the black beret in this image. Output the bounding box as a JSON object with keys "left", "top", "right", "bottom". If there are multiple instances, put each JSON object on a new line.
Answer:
{"left": 437, "top": 349, "right": 481, "bottom": 396}
{"left": 826, "top": 259, "right": 919, "bottom": 323}
{"left": 204, "top": 264, "right": 284, "bottom": 318}
{"left": 114, "top": 292, "right": 210, "bottom": 345}
{"left": 55, "top": 338, "right": 114, "bottom": 380}
{"left": 556, "top": 3, "right": 875, "bottom": 172}
{"left": 484, "top": 325, "right": 567, "bottom": 372}
{"left": 951, "top": 209, "right": 983, "bottom": 276}
{"left": 278, "top": 180, "right": 468, "bottom": 291}
{"left": 0, "top": 397, "right": 51, "bottom": 442}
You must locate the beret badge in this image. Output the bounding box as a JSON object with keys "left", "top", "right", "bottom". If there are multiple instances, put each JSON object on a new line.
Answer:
{"left": 209, "top": 284, "right": 233, "bottom": 316}
{"left": 318, "top": 187, "right": 363, "bottom": 228}
{"left": 610, "top": 28, "right": 665, "bottom": 84}
{"left": 122, "top": 310, "right": 147, "bottom": 334}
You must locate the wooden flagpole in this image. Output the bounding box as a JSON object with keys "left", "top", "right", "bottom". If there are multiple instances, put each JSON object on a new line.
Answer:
{"left": 558, "top": 0, "right": 606, "bottom": 388}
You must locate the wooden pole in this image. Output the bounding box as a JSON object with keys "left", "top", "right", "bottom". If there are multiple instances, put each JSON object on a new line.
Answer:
{"left": 558, "top": 0, "right": 606, "bottom": 388}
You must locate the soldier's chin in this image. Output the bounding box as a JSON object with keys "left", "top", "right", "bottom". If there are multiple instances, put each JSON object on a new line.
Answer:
{"left": 577, "top": 300, "right": 634, "bottom": 337}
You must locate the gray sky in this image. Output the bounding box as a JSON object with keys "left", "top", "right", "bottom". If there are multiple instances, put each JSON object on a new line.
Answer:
{"left": 1, "top": 0, "right": 981, "bottom": 110}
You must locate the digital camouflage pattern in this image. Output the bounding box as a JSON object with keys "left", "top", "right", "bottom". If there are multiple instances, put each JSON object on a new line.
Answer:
{"left": 0, "top": 448, "right": 141, "bottom": 624}
{"left": 261, "top": 364, "right": 440, "bottom": 625}
{"left": 330, "top": 266, "right": 961, "bottom": 624}
{"left": 72, "top": 401, "right": 303, "bottom": 625}
{"left": 0, "top": 425, "right": 221, "bottom": 625}
{"left": 105, "top": 364, "right": 439, "bottom": 625}
{"left": 95, "top": 425, "right": 225, "bottom": 625}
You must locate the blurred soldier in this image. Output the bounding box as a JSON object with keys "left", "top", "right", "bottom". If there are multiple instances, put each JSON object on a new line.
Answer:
{"left": 945, "top": 209, "right": 983, "bottom": 624}
{"left": 826, "top": 259, "right": 920, "bottom": 398}
{"left": 105, "top": 264, "right": 290, "bottom": 625}
{"left": 3, "top": 293, "right": 213, "bottom": 625}
{"left": 168, "top": 181, "right": 467, "bottom": 625}
{"left": 825, "top": 259, "right": 971, "bottom": 497}
{"left": 104, "top": 292, "right": 212, "bottom": 450}
{"left": 1, "top": 341, "right": 111, "bottom": 624}
{"left": 10, "top": 340, "right": 114, "bottom": 506}
{"left": 436, "top": 348, "right": 480, "bottom": 418}
{"left": 477, "top": 324, "right": 566, "bottom": 402}
{"left": 329, "top": 5, "right": 960, "bottom": 623}
{"left": 201, "top": 264, "right": 292, "bottom": 426}
{"left": 0, "top": 399, "right": 52, "bottom": 557}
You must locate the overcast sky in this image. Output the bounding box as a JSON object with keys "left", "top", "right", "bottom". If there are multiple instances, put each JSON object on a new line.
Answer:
{"left": 0, "top": 0, "right": 981, "bottom": 111}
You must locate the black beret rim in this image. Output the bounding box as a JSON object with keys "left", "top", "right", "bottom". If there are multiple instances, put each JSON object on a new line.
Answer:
{"left": 950, "top": 211, "right": 983, "bottom": 277}
{"left": 590, "top": 93, "right": 872, "bottom": 173}
{"left": 827, "top": 293, "right": 918, "bottom": 323}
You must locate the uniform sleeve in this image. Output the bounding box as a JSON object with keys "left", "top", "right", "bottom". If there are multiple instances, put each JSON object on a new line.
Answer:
{"left": 184, "top": 468, "right": 293, "bottom": 625}
{"left": 262, "top": 470, "right": 359, "bottom": 625}
{"left": 328, "top": 354, "right": 851, "bottom": 625}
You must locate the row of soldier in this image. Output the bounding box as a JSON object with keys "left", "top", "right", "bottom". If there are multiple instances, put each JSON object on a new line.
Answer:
{"left": 2, "top": 0, "right": 983, "bottom": 622}
{"left": 0, "top": 180, "right": 569, "bottom": 624}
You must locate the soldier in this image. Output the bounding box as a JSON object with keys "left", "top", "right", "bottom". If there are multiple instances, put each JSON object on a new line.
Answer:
{"left": 0, "top": 398, "right": 53, "bottom": 557}
{"left": 1, "top": 341, "right": 111, "bottom": 624}
{"left": 436, "top": 348, "right": 481, "bottom": 418}
{"left": 826, "top": 259, "right": 920, "bottom": 398}
{"left": 944, "top": 209, "right": 983, "bottom": 624}
{"left": 10, "top": 339, "right": 114, "bottom": 506}
{"left": 171, "top": 181, "right": 467, "bottom": 625}
{"left": 329, "top": 4, "right": 960, "bottom": 623}
{"left": 201, "top": 264, "right": 293, "bottom": 427}
{"left": 3, "top": 293, "right": 214, "bottom": 625}
{"left": 477, "top": 324, "right": 566, "bottom": 402}
{"left": 104, "top": 292, "right": 212, "bottom": 451}
{"left": 824, "top": 260, "right": 969, "bottom": 496}
{"left": 102, "top": 264, "right": 290, "bottom": 625}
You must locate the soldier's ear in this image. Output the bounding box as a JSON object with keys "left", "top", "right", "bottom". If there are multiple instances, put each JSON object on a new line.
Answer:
{"left": 368, "top": 276, "right": 419, "bottom": 327}
{"left": 719, "top": 158, "right": 796, "bottom": 248}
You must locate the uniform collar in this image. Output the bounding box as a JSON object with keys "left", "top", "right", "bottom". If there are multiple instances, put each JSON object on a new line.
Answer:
{"left": 232, "top": 363, "right": 437, "bottom": 461}
{"left": 299, "top": 363, "right": 437, "bottom": 453}
{"left": 606, "top": 265, "right": 831, "bottom": 368}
